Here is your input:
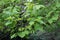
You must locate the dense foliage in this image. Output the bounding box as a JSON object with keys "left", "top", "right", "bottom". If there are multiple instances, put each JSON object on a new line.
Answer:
{"left": 0, "top": 0, "right": 60, "bottom": 39}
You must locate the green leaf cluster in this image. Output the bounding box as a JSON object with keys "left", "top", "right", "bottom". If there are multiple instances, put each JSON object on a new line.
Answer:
{"left": 0, "top": 0, "right": 60, "bottom": 39}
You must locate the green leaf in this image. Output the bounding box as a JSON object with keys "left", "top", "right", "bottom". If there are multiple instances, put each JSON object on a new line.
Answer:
{"left": 29, "top": 21, "right": 35, "bottom": 26}
{"left": 48, "top": 13, "right": 59, "bottom": 24}
{"left": 34, "top": 5, "right": 45, "bottom": 10}
{"left": 34, "top": 23, "right": 44, "bottom": 31}
{"left": 17, "top": 30, "right": 29, "bottom": 38}
{"left": 17, "top": 32, "right": 25, "bottom": 38}
{"left": 11, "top": 34, "right": 17, "bottom": 39}
{"left": 5, "top": 21, "right": 12, "bottom": 26}
{"left": 11, "top": 0, "right": 15, "bottom": 2}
